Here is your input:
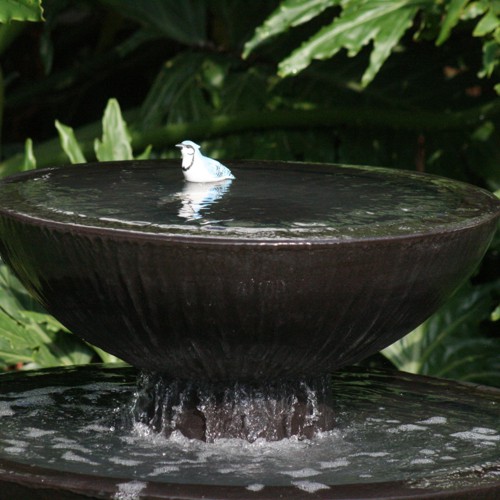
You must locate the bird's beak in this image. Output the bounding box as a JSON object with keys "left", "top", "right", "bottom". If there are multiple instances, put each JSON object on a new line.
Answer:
{"left": 175, "top": 144, "right": 183, "bottom": 148}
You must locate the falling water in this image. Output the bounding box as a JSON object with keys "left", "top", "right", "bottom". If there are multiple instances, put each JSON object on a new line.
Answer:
{"left": 130, "top": 372, "right": 335, "bottom": 442}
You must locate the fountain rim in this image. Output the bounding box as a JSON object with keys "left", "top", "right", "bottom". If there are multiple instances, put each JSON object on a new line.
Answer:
{"left": 1, "top": 457, "right": 499, "bottom": 500}
{"left": 0, "top": 160, "right": 499, "bottom": 247}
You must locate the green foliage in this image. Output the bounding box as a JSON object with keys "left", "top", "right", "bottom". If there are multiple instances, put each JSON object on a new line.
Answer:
{"left": 99, "top": 0, "right": 207, "bottom": 46}
{"left": 55, "top": 121, "right": 86, "bottom": 163}
{"left": 0, "top": 98, "right": 139, "bottom": 370}
{"left": 247, "top": 0, "right": 424, "bottom": 86}
{"left": 382, "top": 282, "right": 500, "bottom": 386}
{"left": 21, "top": 138, "right": 35, "bottom": 170}
{"left": 94, "top": 99, "right": 133, "bottom": 161}
{"left": 55, "top": 98, "right": 150, "bottom": 164}
{"left": 0, "top": 0, "right": 44, "bottom": 23}
{"left": 0, "top": 262, "right": 112, "bottom": 369}
{"left": 245, "top": 0, "right": 500, "bottom": 89}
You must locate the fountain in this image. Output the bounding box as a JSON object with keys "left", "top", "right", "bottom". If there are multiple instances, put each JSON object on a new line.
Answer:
{"left": 0, "top": 159, "right": 499, "bottom": 498}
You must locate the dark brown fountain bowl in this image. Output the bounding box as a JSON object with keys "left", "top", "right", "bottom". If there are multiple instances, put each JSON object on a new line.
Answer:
{"left": 0, "top": 160, "right": 498, "bottom": 380}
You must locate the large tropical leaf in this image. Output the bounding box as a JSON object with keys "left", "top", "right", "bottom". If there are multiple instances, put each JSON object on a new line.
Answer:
{"left": 243, "top": 0, "right": 340, "bottom": 57}
{"left": 245, "top": 0, "right": 431, "bottom": 86}
{"left": 0, "top": 0, "right": 44, "bottom": 23}
{"left": 99, "top": 0, "right": 207, "bottom": 46}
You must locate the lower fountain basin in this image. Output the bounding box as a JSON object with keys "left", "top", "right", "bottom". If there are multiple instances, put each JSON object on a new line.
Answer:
{"left": 0, "top": 160, "right": 498, "bottom": 380}
{"left": 0, "top": 365, "right": 499, "bottom": 499}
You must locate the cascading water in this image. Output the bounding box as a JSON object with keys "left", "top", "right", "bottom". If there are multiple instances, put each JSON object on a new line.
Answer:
{"left": 131, "top": 373, "right": 334, "bottom": 442}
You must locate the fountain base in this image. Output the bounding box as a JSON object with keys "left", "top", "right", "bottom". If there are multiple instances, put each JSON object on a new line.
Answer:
{"left": 132, "top": 373, "right": 335, "bottom": 442}
{"left": 0, "top": 365, "right": 499, "bottom": 499}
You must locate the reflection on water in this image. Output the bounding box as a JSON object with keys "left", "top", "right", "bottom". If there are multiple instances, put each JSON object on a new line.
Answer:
{"left": 159, "top": 179, "right": 233, "bottom": 221}
{"left": 0, "top": 366, "right": 498, "bottom": 493}
{"left": 0, "top": 161, "right": 498, "bottom": 239}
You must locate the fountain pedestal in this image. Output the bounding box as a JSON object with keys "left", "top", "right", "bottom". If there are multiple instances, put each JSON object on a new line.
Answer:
{"left": 133, "top": 374, "right": 335, "bottom": 441}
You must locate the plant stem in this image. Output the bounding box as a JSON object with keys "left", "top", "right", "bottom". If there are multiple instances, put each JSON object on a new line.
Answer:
{"left": 2, "top": 100, "right": 500, "bottom": 175}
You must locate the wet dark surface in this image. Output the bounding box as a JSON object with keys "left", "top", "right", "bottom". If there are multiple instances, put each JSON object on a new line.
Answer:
{"left": 0, "top": 365, "right": 498, "bottom": 499}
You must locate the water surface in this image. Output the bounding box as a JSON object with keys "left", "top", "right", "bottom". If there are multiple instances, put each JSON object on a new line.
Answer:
{"left": 0, "top": 366, "right": 498, "bottom": 494}
{"left": 1, "top": 161, "right": 498, "bottom": 240}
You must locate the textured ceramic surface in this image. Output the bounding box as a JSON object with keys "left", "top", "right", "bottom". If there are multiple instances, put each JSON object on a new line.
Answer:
{"left": 0, "top": 161, "right": 498, "bottom": 380}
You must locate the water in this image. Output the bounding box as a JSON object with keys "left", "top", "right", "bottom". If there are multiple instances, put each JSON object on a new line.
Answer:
{"left": 131, "top": 373, "right": 334, "bottom": 442}
{"left": 0, "top": 366, "right": 498, "bottom": 494}
{"left": 1, "top": 161, "right": 498, "bottom": 240}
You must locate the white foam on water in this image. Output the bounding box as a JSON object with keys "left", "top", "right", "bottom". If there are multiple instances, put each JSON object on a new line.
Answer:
{"left": 352, "top": 452, "right": 389, "bottom": 458}
{"left": 451, "top": 430, "right": 499, "bottom": 442}
{"left": 418, "top": 416, "right": 447, "bottom": 425}
{"left": 25, "top": 427, "right": 56, "bottom": 438}
{"left": 53, "top": 442, "right": 93, "bottom": 453}
{"left": 0, "top": 402, "right": 15, "bottom": 417}
{"left": 281, "top": 468, "right": 321, "bottom": 478}
{"left": 320, "top": 458, "right": 350, "bottom": 469}
{"left": 389, "top": 424, "right": 428, "bottom": 433}
{"left": 292, "top": 480, "right": 330, "bottom": 493}
{"left": 53, "top": 437, "right": 77, "bottom": 444}
{"left": 114, "top": 480, "right": 147, "bottom": 500}
{"left": 419, "top": 449, "right": 436, "bottom": 455}
{"left": 410, "top": 458, "right": 435, "bottom": 465}
{"left": 217, "top": 468, "right": 238, "bottom": 474}
{"left": 2, "top": 439, "right": 28, "bottom": 447}
{"left": 61, "top": 451, "right": 99, "bottom": 465}
{"left": 4, "top": 446, "right": 26, "bottom": 455}
{"left": 471, "top": 427, "right": 497, "bottom": 435}
{"left": 440, "top": 456, "right": 456, "bottom": 461}
{"left": 246, "top": 483, "right": 265, "bottom": 491}
{"left": 79, "top": 424, "right": 112, "bottom": 433}
{"left": 109, "top": 457, "right": 142, "bottom": 466}
{"left": 149, "top": 465, "right": 180, "bottom": 476}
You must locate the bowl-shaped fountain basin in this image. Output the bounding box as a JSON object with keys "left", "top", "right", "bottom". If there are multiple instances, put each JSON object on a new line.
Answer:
{"left": 0, "top": 160, "right": 498, "bottom": 380}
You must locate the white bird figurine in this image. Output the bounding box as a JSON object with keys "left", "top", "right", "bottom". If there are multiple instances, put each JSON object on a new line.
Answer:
{"left": 176, "top": 140, "right": 235, "bottom": 183}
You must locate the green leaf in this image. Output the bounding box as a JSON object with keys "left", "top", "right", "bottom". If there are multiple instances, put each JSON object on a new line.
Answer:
{"left": 55, "top": 120, "right": 86, "bottom": 164}
{"left": 480, "top": 39, "right": 500, "bottom": 77}
{"left": 436, "top": 0, "right": 470, "bottom": 45}
{"left": 0, "top": 0, "right": 44, "bottom": 23}
{"left": 277, "top": 0, "right": 423, "bottom": 86}
{"left": 21, "top": 138, "right": 36, "bottom": 171}
{"left": 491, "top": 303, "right": 500, "bottom": 320}
{"left": 473, "top": 7, "right": 500, "bottom": 36}
{"left": 94, "top": 98, "right": 133, "bottom": 161}
{"left": 135, "top": 144, "right": 152, "bottom": 160}
{"left": 33, "top": 330, "right": 94, "bottom": 367}
{"left": 99, "top": 0, "right": 207, "bottom": 46}
{"left": 90, "top": 345, "right": 123, "bottom": 364}
{"left": 19, "top": 310, "right": 70, "bottom": 333}
{"left": 471, "top": 120, "right": 495, "bottom": 141}
{"left": 242, "top": 0, "right": 340, "bottom": 58}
